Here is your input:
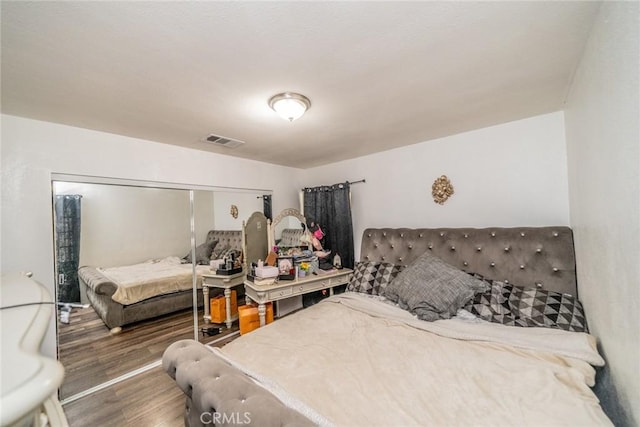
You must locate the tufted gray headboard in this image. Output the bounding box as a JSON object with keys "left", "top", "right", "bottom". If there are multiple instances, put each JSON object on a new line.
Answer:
{"left": 278, "top": 228, "right": 307, "bottom": 247}
{"left": 360, "top": 227, "right": 577, "bottom": 297}
{"left": 206, "top": 230, "right": 243, "bottom": 252}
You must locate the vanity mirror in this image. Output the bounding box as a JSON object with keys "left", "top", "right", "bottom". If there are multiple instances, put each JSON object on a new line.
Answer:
{"left": 242, "top": 211, "right": 269, "bottom": 269}
{"left": 268, "top": 208, "right": 312, "bottom": 253}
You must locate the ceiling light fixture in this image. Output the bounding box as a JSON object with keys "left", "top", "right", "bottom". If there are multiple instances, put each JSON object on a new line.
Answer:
{"left": 268, "top": 92, "right": 311, "bottom": 122}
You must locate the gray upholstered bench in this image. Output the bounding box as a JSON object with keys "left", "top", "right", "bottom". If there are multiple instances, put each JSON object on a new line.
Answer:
{"left": 162, "top": 340, "right": 315, "bottom": 427}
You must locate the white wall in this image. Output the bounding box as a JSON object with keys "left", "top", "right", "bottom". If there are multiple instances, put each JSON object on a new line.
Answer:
{"left": 54, "top": 182, "right": 193, "bottom": 267}
{"left": 212, "top": 191, "right": 264, "bottom": 231}
{"left": 193, "top": 190, "right": 217, "bottom": 245}
{"left": 302, "top": 112, "right": 570, "bottom": 258}
{"left": 564, "top": 2, "right": 639, "bottom": 425}
{"left": 0, "top": 114, "right": 303, "bottom": 358}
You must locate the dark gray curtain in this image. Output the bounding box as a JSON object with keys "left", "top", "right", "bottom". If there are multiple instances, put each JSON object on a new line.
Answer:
{"left": 303, "top": 182, "right": 354, "bottom": 269}
{"left": 55, "top": 195, "right": 82, "bottom": 303}
{"left": 262, "top": 194, "right": 272, "bottom": 221}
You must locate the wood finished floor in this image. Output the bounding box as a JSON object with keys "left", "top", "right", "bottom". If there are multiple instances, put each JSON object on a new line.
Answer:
{"left": 62, "top": 366, "right": 186, "bottom": 427}
{"left": 60, "top": 305, "right": 240, "bottom": 426}
{"left": 58, "top": 303, "right": 238, "bottom": 399}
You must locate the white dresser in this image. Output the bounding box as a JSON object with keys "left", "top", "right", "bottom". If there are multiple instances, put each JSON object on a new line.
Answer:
{"left": 1, "top": 272, "right": 68, "bottom": 427}
{"left": 244, "top": 268, "right": 353, "bottom": 326}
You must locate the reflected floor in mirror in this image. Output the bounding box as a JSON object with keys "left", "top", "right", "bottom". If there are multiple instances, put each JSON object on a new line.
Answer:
{"left": 58, "top": 305, "right": 239, "bottom": 399}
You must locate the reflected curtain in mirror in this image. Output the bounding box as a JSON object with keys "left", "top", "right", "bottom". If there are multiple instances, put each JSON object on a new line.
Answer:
{"left": 303, "top": 182, "right": 354, "bottom": 269}
{"left": 54, "top": 194, "right": 82, "bottom": 303}
{"left": 262, "top": 194, "right": 272, "bottom": 220}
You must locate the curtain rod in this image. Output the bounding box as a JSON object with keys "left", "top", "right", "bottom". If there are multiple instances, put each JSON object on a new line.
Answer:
{"left": 301, "top": 179, "right": 366, "bottom": 191}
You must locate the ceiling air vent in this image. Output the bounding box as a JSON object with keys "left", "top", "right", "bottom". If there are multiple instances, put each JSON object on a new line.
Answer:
{"left": 204, "top": 134, "right": 245, "bottom": 149}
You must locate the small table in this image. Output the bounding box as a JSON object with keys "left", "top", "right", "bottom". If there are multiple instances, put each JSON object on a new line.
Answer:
{"left": 244, "top": 268, "right": 353, "bottom": 327}
{"left": 202, "top": 270, "right": 246, "bottom": 328}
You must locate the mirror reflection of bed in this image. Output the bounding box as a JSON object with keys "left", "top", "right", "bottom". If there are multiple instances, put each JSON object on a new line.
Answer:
{"left": 269, "top": 208, "right": 312, "bottom": 252}
{"left": 53, "top": 181, "right": 269, "bottom": 400}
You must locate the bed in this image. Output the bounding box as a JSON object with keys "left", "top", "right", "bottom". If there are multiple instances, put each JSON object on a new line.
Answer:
{"left": 163, "top": 227, "right": 612, "bottom": 426}
{"left": 79, "top": 230, "right": 243, "bottom": 331}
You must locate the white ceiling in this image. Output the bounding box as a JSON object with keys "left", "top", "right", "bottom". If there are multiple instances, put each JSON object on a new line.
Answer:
{"left": 1, "top": 1, "right": 600, "bottom": 169}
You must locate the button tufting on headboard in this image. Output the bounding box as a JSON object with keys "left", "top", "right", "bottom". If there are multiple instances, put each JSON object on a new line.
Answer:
{"left": 360, "top": 227, "right": 577, "bottom": 296}
{"left": 207, "top": 230, "right": 243, "bottom": 252}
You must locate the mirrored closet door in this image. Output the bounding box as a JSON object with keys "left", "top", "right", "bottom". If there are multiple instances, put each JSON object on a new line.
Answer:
{"left": 53, "top": 178, "right": 273, "bottom": 401}
{"left": 53, "top": 181, "right": 197, "bottom": 400}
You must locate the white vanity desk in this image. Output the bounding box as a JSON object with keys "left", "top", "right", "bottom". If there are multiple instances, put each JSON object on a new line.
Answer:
{"left": 244, "top": 268, "right": 352, "bottom": 326}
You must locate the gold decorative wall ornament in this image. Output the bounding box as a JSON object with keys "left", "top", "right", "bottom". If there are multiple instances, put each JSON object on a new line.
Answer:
{"left": 230, "top": 205, "right": 239, "bottom": 219}
{"left": 432, "top": 175, "right": 454, "bottom": 205}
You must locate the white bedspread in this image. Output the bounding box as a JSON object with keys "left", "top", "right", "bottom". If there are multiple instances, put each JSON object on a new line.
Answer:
{"left": 219, "top": 293, "right": 611, "bottom": 426}
{"left": 98, "top": 257, "right": 208, "bottom": 305}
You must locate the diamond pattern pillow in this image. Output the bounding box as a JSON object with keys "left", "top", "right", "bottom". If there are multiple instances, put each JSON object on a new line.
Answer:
{"left": 465, "top": 280, "right": 588, "bottom": 333}
{"left": 347, "top": 262, "right": 405, "bottom": 296}
{"left": 510, "top": 287, "right": 588, "bottom": 332}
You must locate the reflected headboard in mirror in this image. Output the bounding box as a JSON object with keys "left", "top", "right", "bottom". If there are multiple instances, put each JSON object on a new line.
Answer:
{"left": 268, "top": 208, "right": 311, "bottom": 251}
{"left": 242, "top": 212, "right": 269, "bottom": 270}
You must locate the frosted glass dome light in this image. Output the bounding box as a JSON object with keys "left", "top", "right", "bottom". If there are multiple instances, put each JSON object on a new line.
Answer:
{"left": 268, "top": 92, "right": 311, "bottom": 122}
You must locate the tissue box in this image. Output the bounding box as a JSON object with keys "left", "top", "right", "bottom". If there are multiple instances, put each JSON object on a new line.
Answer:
{"left": 209, "top": 290, "right": 238, "bottom": 323}
{"left": 255, "top": 265, "right": 279, "bottom": 279}
{"left": 209, "top": 259, "right": 225, "bottom": 270}
{"left": 238, "top": 303, "right": 273, "bottom": 335}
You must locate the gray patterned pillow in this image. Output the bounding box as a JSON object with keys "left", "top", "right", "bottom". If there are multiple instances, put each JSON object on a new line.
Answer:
{"left": 466, "top": 281, "right": 589, "bottom": 332}
{"left": 210, "top": 243, "right": 230, "bottom": 260}
{"left": 212, "top": 247, "right": 242, "bottom": 263}
{"left": 384, "top": 251, "right": 489, "bottom": 321}
{"left": 347, "top": 262, "right": 405, "bottom": 296}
